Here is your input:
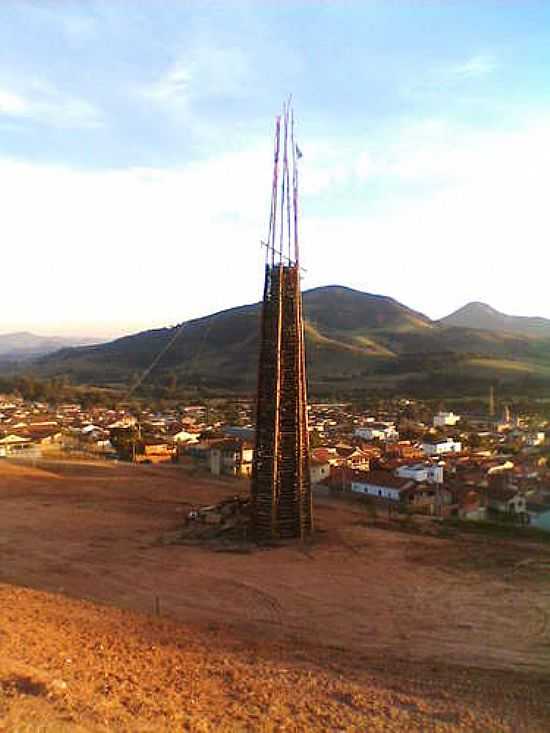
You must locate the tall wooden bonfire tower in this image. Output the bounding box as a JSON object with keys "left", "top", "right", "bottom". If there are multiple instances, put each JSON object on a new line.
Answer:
{"left": 251, "top": 101, "right": 313, "bottom": 540}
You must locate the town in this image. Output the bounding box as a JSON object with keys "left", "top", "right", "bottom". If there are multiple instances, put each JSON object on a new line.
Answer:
{"left": 2, "top": 391, "right": 549, "bottom": 533}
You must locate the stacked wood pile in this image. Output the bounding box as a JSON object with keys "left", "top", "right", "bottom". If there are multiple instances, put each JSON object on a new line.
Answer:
{"left": 179, "top": 496, "right": 251, "bottom": 541}
{"left": 251, "top": 264, "right": 312, "bottom": 540}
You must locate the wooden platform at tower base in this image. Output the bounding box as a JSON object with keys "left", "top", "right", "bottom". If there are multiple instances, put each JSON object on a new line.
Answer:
{"left": 251, "top": 263, "right": 313, "bottom": 540}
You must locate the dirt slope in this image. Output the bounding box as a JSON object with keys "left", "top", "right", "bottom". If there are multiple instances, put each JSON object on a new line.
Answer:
{"left": 2, "top": 584, "right": 549, "bottom": 732}
{"left": 1, "top": 460, "right": 550, "bottom": 730}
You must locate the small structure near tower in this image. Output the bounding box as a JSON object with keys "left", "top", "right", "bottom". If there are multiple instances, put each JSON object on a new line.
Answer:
{"left": 251, "top": 101, "right": 313, "bottom": 540}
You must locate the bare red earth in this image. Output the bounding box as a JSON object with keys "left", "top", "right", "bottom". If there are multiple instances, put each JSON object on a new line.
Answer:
{"left": 1, "top": 459, "right": 549, "bottom": 731}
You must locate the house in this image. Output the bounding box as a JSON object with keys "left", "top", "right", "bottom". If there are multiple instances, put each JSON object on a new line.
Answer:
{"left": 137, "top": 441, "right": 175, "bottom": 464}
{"left": 486, "top": 485, "right": 526, "bottom": 515}
{"left": 421, "top": 437, "right": 462, "bottom": 456}
{"left": 354, "top": 423, "right": 398, "bottom": 442}
{"left": 312, "top": 447, "right": 340, "bottom": 466}
{"left": 0, "top": 434, "right": 32, "bottom": 455}
{"left": 334, "top": 445, "right": 371, "bottom": 471}
{"left": 406, "top": 483, "right": 453, "bottom": 515}
{"left": 433, "top": 411, "right": 461, "bottom": 427}
{"left": 208, "top": 439, "right": 254, "bottom": 477}
{"left": 310, "top": 456, "right": 331, "bottom": 485}
{"left": 395, "top": 462, "right": 444, "bottom": 484}
{"left": 350, "top": 470, "right": 414, "bottom": 501}
{"left": 24, "top": 430, "right": 63, "bottom": 448}
{"left": 526, "top": 432, "right": 545, "bottom": 447}
{"left": 222, "top": 426, "right": 256, "bottom": 442}
{"left": 184, "top": 440, "right": 213, "bottom": 463}
{"left": 384, "top": 441, "right": 424, "bottom": 461}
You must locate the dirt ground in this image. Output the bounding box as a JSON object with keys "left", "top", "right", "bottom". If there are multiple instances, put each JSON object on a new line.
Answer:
{"left": 1, "top": 459, "right": 550, "bottom": 731}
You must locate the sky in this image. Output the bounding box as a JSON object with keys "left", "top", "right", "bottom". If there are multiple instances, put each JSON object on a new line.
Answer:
{"left": 1, "top": 0, "right": 550, "bottom": 338}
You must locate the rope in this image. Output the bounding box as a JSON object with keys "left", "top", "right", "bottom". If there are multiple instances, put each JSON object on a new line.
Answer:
{"left": 124, "top": 321, "right": 187, "bottom": 401}
{"left": 123, "top": 308, "right": 225, "bottom": 402}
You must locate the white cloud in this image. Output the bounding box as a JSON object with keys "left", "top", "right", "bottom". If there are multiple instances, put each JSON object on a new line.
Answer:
{"left": 450, "top": 54, "right": 497, "bottom": 78}
{"left": 2, "top": 113, "right": 550, "bottom": 336}
{"left": 0, "top": 148, "right": 271, "bottom": 335}
{"left": 303, "top": 118, "right": 550, "bottom": 318}
{"left": 144, "top": 66, "right": 191, "bottom": 104}
{"left": 0, "top": 89, "right": 28, "bottom": 115}
{"left": 142, "top": 43, "right": 251, "bottom": 109}
{"left": 363, "top": 116, "right": 550, "bottom": 190}
{"left": 0, "top": 79, "right": 102, "bottom": 129}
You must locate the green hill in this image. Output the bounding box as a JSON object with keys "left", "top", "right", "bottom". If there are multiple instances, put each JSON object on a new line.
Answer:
{"left": 27, "top": 286, "right": 550, "bottom": 396}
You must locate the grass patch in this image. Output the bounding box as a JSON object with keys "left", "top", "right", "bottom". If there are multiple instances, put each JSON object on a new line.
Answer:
{"left": 442, "top": 518, "right": 550, "bottom": 544}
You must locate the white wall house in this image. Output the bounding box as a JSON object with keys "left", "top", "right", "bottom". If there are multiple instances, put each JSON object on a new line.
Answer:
{"left": 433, "top": 411, "right": 461, "bottom": 427}
{"left": 526, "top": 432, "right": 545, "bottom": 447}
{"left": 310, "top": 459, "right": 330, "bottom": 485}
{"left": 209, "top": 441, "right": 254, "bottom": 477}
{"left": 351, "top": 471, "right": 414, "bottom": 501}
{"left": 354, "top": 423, "right": 398, "bottom": 442}
{"left": 395, "top": 463, "right": 444, "bottom": 484}
{"left": 421, "top": 438, "right": 461, "bottom": 456}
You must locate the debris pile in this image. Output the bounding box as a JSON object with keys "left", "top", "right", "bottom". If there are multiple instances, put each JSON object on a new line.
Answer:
{"left": 179, "top": 495, "right": 252, "bottom": 542}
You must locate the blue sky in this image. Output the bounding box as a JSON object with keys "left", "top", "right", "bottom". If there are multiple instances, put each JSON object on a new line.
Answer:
{"left": 1, "top": 0, "right": 550, "bottom": 336}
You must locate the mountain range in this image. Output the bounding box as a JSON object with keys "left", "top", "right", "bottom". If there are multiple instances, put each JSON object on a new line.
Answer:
{"left": 21, "top": 287, "right": 550, "bottom": 396}
{"left": 0, "top": 332, "right": 102, "bottom": 361}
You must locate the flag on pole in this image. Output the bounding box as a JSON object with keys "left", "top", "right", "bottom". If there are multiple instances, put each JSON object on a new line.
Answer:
{"left": 296, "top": 144, "right": 303, "bottom": 159}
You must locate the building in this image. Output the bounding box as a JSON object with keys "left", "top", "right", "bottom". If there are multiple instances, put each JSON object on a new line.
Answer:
{"left": 310, "top": 456, "right": 331, "bottom": 485}
{"left": 354, "top": 423, "right": 398, "bottom": 442}
{"left": 350, "top": 470, "right": 414, "bottom": 501}
{"left": 526, "top": 432, "right": 545, "bottom": 447}
{"left": 334, "top": 445, "right": 371, "bottom": 470}
{"left": 138, "top": 441, "right": 175, "bottom": 464}
{"left": 421, "top": 437, "right": 462, "bottom": 456}
{"left": 407, "top": 483, "right": 452, "bottom": 515}
{"left": 0, "top": 434, "right": 33, "bottom": 455}
{"left": 210, "top": 439, "right": 254, "bottom": 477}
{"left": 433, "top": 411, "right": 460, "bottom": 427}
{"left": 395, "top": 462, "right": 444, "bottom": 484}
{"left": 486, "top": 485, "right": 526, "bottom": 515}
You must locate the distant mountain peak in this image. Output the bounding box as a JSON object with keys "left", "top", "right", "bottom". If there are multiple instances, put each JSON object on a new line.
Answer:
{"left": 464, "top": 301, "right": 494, "bottom": 310}
{"left": 441, "top": 302, "right": 550, "bottom": 337}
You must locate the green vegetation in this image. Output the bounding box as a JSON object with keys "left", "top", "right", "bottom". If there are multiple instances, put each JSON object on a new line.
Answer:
{"left": 6, "top": 285, "right": 550, "bottom": 399}
{"left": 441, "top": 518, "right": 550, "bottom": 544}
